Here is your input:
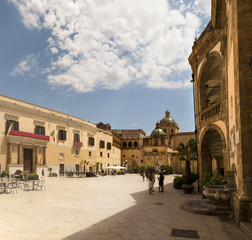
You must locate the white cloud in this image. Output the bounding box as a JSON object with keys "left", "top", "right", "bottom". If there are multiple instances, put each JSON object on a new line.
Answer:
{"left": 10, "top": 0, "right": 210, "bottom": 92}
{"left": 194, "top": 0, "right": 211, "bottom": 17}
{"left": 11, "top": 54, "right": 38, "bottom": 76}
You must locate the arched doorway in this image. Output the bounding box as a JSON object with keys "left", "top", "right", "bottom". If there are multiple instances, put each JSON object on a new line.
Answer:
{"left": 123, "top": 159, "right": 137, "bottom": 172}
{"left": 200, "top": 127, "right": 226, "bottom": 178}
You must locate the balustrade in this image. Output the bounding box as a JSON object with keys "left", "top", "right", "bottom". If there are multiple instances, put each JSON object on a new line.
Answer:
{"left": 200, "top": 103, "right": 221, "bottom": 123}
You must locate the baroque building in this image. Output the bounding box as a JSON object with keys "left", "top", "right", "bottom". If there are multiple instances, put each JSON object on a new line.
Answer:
{"left": 113, "top": 110, "right": 195, "bottom": 173}
{"left": 188, "top": 0, "right": 252, "bottom": 223}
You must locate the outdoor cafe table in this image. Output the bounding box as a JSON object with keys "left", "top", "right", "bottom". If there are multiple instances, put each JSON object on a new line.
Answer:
{"left": 29, "top": 180, "right": 40, "bottom": 190}
{"left": 0, "top": 181, "right": 8, "bottom": 194}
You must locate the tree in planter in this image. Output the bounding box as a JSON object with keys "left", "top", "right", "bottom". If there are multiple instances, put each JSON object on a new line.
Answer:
{"left": 177, "top": 139, "right": 197, "bottom": 193}
{"left": 85, "top": 161, "right": 89, "bottom": 172}
{"left": 95, "top": 162, "right": 100, "bottom": 173}
{"left": 80, "top": 160, "right": 85, "bottom": 172}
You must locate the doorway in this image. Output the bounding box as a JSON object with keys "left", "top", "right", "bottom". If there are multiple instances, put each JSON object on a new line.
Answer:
{"left": 59, "top": 164, "right": 64, "bottom": 176}
{"left": 24, "top": 148, "right": 33, "bottom": 173}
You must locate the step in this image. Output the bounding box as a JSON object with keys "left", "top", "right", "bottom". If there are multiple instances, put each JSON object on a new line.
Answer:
{"left": 241, "top": 222, "right": 252, "bottom": 239}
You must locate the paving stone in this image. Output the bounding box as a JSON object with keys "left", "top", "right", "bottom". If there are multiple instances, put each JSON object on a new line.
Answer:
{"left": 0, "top": 174, "right": 248, "bottom": 240}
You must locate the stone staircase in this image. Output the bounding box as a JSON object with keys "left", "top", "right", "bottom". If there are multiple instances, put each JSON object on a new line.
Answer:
{"left": 241, "top": 219, "right": 252, "bottom": 239}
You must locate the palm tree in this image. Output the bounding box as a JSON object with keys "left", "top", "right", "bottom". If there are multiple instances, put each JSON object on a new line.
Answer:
{"left": 177, "top": 139, "right": 196, "bottom": 185}
{"left": 85, "top": 161, "right": 89, "bottom": 172}
{"left": 95, "top": 162, "right": 100, "bottom": 173}
{"left": 80, "top": 160, "right": 85, "bottom": 172}
{"left": 83, "top": 160, "right": 87, "bottom": 172}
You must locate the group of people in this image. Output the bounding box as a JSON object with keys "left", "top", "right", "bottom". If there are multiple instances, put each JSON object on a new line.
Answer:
{"left": 140, "top": 171, "right": 164, "bottom": 194}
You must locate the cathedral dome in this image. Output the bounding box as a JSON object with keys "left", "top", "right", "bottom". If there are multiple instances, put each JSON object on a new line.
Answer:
{"left": 151, "top": 122, "right": 165, "bottom": 136}
{"left": 160, "top": 110, "right": 176, "bottom": 124}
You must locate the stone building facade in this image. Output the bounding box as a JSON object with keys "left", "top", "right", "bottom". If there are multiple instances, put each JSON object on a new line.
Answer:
{"left": 0, "top": 95, "right": 121, "bottom": 176}
{"left": 188, "top": 0, "right": 252, "bottom": 223}
{"left": 113, "top": 110, "right": 195, "bottom": 173}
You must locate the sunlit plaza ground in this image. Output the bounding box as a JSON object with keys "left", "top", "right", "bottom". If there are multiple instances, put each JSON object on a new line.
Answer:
{"left": 0, "top": 174, "right": 249, "bottom": 240}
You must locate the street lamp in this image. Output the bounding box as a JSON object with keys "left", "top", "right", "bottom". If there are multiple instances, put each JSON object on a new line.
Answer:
{"left": 190, "top": 73, "right": 200, "bottom": 192}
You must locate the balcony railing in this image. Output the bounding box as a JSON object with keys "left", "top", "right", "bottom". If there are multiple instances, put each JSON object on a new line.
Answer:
{"left": 9, "top": 130, "right": 50, "bottom": 141}
{"left": 200, "top": 103, "right": 221, "bottom": 123}
{"left": 74, "top": 141, "right": 83, "bottom": 147}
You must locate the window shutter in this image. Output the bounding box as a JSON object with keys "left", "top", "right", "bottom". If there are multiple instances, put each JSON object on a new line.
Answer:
{"left": 42, "top": 127, "right": 45, "bottom": 135}
{"left": 15, "top": 121, "right": 19, "bottom": 131}
{"left": 5, "top": 120, "right": 9, "bottom": 135}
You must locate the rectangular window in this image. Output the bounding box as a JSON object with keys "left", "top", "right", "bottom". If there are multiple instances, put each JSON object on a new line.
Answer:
{"left": 143, "top": 138, "right": 149, "bottom": 146}
{"left": 59, "top": 130, "right": 67, "bottom": 140}
{"left": 89, "top": 137, "right": 95, "bottom": 146}
{"left": 5, "top": 120, "right": 19, "bottom": 135}
{"left": 100, "top": 140, "right": 105, "bottom": 148}
{"left": 35, "top": 125, "right": 45, "bottom": 135}
{"left": 89, "top": 151, "right": 91, "bottom": 156}
{"left": 107, "top": 142, "right": 112, "bottom": 150}
{"left": 171, "top": 129, "right": 174, "bottom": 134}
{"left": 100, "top": 152, "right": 103, "bottom": 157}
{"left": 74, "top": 133, "right": 80, "bottom": 142}
{"left": 107, "top": 153, "right": 110, "bottom": 158}
{"left": 75, "top": 149, "right": 79, "bottom": 156}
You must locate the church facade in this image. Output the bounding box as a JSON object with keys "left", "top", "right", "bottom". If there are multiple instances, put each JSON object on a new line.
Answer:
{"left": 188, "top": 0, "right": 252, "bottom": 223}
{"left": 113, "top": 110, "right": 196, "bottom": 174}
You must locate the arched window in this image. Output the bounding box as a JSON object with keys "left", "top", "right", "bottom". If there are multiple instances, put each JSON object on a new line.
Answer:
{"left": 134, "top": 141, "right": 138, "bottom": 148}
{"left": 128, "top": 141, "right": 132, "bottom": 148}
{"left": 200, "top": 54, "right": 221, "bottom": 111}
{"left": 123, "top": 141, "right": 127, "bottom": 148}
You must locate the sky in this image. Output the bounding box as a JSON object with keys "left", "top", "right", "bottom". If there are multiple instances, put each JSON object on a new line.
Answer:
{"left": 0, "top": 0, "right": 211, "bottom": 135}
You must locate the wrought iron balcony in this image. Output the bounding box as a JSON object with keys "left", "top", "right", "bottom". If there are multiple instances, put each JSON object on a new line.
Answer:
{"left": 200, "top": 103, "right": 221, "bottom": 123}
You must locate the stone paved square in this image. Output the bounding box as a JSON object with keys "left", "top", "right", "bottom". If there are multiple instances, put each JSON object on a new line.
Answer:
{"left": 0, "top": 174, "right": 249, "bottom": 240}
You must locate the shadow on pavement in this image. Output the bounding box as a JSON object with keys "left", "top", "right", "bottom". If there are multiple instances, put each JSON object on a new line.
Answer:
{"left": 63, "top": 182, "right": 205, "bottom": 240}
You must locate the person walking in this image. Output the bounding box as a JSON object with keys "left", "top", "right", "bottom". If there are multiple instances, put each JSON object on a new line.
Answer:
{"left": 148, "top": 173, "right": 153, "bottom": 194}
{"left": 41, "top": 169, "right": 45, "bottom": 178}
{"left": 152, "top": 171, "right": 155, "bottom": 192}
{"left": 158, "top": 172, "right": 164, "bottom": 192}
{"left": 141, "top": 171, "right": 145, "bottom": 181}
{"left": 24, "top": 169, "right": 28, "bottom": 181}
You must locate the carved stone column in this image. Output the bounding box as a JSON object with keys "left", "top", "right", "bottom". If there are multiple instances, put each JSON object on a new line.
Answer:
{"left": 7, "top": 143, "right": 11, "bottom": 165}
{"left": 43, "top": 147, "right": 47, "bottom": 165}
{"left": 17, "top": 144, "right": 20, "bottom": 165}
{"left": 35, "top": 146, "right": 38, "bottom": 166}
{"left": 19, "top": 145, "right": 23, "bottom": 165}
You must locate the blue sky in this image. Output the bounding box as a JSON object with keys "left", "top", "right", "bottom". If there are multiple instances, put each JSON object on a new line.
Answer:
{"left": 0, "top": 0, "right": 211, "bottom": 135}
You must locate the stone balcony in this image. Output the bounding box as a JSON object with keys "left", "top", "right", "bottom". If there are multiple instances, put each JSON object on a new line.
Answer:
{"left": 9, "top": 130, "right": 50, "bottom": 141}
{"left": 200, "top": 103, "right": 221, "bottom": 124}
{"left": 74, "top": 141, "right": 83, "bottom": 147}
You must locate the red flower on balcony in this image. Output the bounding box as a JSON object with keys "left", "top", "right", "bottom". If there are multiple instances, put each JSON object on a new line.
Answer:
{"left": 74, "top": 141, "right": 83, "bottom": 147}
{"left": 9, "top": 130, "right": 50, "bottom": 141}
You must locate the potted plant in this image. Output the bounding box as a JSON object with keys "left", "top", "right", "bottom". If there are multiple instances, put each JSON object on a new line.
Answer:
{"left": 201, "top": 173, "right": 231, "bottom": 206}
{"left": 177, "top": 139, "right": 197, "bottom": 194}
{"left": 14, "top": 169, "right": 22, "bottom": 179}
{"left": 28, "top": 173, "right": 39, "bottom": 180}
{"left": 173, "top": 176, "right": 185, "bottom": 189}
{"left": 160, "top": 165, "right": 174, "bottom": 175}
{"left": 1, "top": 170, "right": 8, "bottom": 178}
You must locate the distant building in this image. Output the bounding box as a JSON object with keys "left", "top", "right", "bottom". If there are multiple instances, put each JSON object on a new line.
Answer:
{"left": 0, "top": 95, "right": 121, "bottom": 176}
{"left": 0, "top": 94, "right": 195, "bottom": 176}
{"left": 113, "top": 110, "right": 195, "bottom": 173}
